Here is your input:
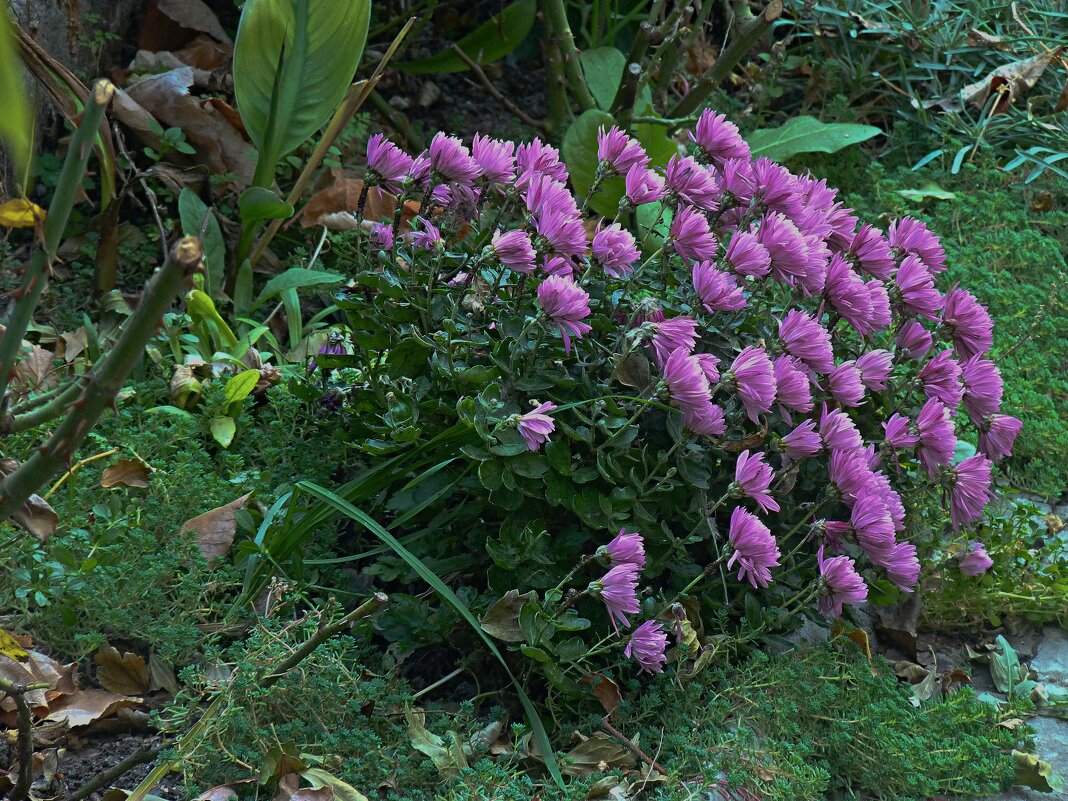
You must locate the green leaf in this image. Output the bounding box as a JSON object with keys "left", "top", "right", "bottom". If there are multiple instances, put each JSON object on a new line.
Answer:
{"left": 397, "top": 0, "right": 536, "bottom": 75}
{"left": 300, "top": 769, "right": 369, "bottom": 801}
{"left": 1013, "top": 751, "right": 1065, "bottom": 793}
{"left": 233, "top": 0, "right": 370, "bottom": 168}
{"left": 562, "top": 109, "right": 622, "bottom": 218}
{"left": 187, "top": 289, "right": 239, "bottom": 349}
{"left": 210, "top": 416, "right": 237, "bottom": 448}
{"left": 895, "top": 182, "right": 957, "bottom": 203}
{"left": 178, "top": 189, "right": 226, "bottom": 297}
{"left": 254, "top": 267, "right": 345, "bottom": 308}
{"left": 224, "top": 369, "right": 261, "bottom": 405}
{"left": 746, "top": 116, "right": 883, "bottom": 162}
{"left": 579, "top": 47, "right": 626, "bottom": 111}
{"left": 0, "top": 9, "right": 33, "bottom": 178}
{"left": 238, "top": 186, "right": 295, "bottom": 223}
{"left": 294, "top": 481, "right": 565, "bottom": 789}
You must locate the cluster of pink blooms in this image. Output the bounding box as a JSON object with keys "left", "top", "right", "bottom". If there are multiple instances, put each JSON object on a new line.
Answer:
{"left": 362, "top": 112, "right": 1013, "bottom": 664}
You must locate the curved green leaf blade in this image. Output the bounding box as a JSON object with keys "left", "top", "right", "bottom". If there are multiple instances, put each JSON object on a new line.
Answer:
{"left": 396, "top": 0, "right": 536, "bottom": 75}
{"left": 579, "top": 47, "right": 625, "bottom": 111}
{"left": 254, "top": 267, "right": 344, "bottom": 308}
{"left": 295, "top": 480, "right": 565, "bottom": 790}
{"left": 178, "top": 189, "right": 226, "bottom": 297}
{"left": 238, "top": 186, "right": 295, "bottom": 223}
{"left": 562, "top": 109, "right": 622, "bottom": 218}
{"left": 746, "top": 116, "right": 883, "bottom": 162}
{"left": 234, "top": 0, "right": 370, "bottom": 167}
{"left": 0, "top": 9, "right": 32, "bottom": 179}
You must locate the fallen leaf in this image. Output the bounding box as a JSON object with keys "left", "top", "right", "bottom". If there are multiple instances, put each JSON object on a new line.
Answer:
{"left": 301, "top": 768, "right": 368, "bottom": 801}
{"left": 480, "top": 589, "right": 537, "bottom": 642}
{"left": 140, "top": 0, "right": 232, "bottom": 54}
{"left": 180, "top": 493, "right": 252, "bottom": 560}
{"left": 101, "top": 458, "right": 152, "bottom": 489}
{"left": 44, "top": 688, "right": 140, "bottom": 728}
{"left": 95, "top": 645, "right": 150, "bottom": 695}
{"left": 300, "top": 171, "right": 414, "bottom": 231}
{"left": 174, "top": 34, "right": 234, "bottom": 71}
{"left": 892, "top": 660, "right": 929, "bottom": 683}
{"left": 405, "top": 707, "right": 468, "bottom": 777}
{"left": 59, "top": 329, "right": 88, "bottom": 362}
{"left": 0, "top": 630, "right": 29, "bottom": 660}
{"left": 0, "top": 458, "right": 58, "bottom": 541}
{"left": 562, "top": 732, "right": 636, "bottom": 777}
{"left": 149, "top": 652, "right": 179, "bottom": 693}
{"left": 910, "top": 649, "right": 940, "bottom": 704}
{"left": 0, "top": 198, "right": 46, "bottom": 228}
{"left": 941, "top": 667, "right": 971, "bottom": 693}
{"left": 588, "top": 674, "right": 622, "bottom": 718}
{"left": 874, "top": 591, "right": 921, "bottom": 658}
{"left": 12, "top": 342, "right": 59, "bottom": 392}
{"left": 1012, "top": 750, "right": 1065, "bottom": 793}
{"left": 195, "top": 787, "right": 240, "bottom": 801}
{"left": 959, "top": 48, "right": 1063, "bottom": 114}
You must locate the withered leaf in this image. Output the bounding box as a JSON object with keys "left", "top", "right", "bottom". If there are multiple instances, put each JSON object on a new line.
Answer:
{"left": 300, "top": 172, "right": 415, "bottom": 231}
{"left": 0, "top": 459, "right": 59, "bottom": 540}
{"left": 149, "top": 652, "right": 179, "bottom": 693}
{"left": 480, "top": 590, "right": 536, "bottom": 642}
{"left": 195, "top": 787, "right": 240, "bottom": 801}
{"left": 44, "top": 689, "right": 141, "bottom": 728}
{"left": 95, "top": 645, "right": 150, "bottom": 695}
{"left": 562, "top": 733, "right": 636, "bottom": 777}
{"left": 101, "top": 458, "right": 152, "bottom": 489}
{"left": 180, "top": 493, "right": 252, "bottom": 560}
{"left": 588, "top": 674, "right": 622, "bottom": 718}
{"left": 154, "top": 0, "right": 232, "bottom": 43}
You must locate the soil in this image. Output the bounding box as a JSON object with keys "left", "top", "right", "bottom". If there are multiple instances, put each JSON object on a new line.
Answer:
{"left": 56, "top": 734, "right": 181, "bottom": 799}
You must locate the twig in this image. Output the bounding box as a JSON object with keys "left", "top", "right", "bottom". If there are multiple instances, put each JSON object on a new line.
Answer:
{"left": 411, "top": 666, "right": 465, "bottom": 700}
{"left": 449, "top": 45, "right": 546, "bottom": 131}
{"left": 601, "top": 716, "right": 668, "bottom": 775}
{"left": 65, "top": 744, "right": 163, "bottom": 801}
{"left": 0, "top": 677, "right": 50, "bottom": 801}
{"left": 43, "top": 447, "right": 118, "bottom": 499}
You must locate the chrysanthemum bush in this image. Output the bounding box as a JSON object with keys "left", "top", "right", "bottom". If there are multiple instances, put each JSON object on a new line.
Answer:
{"left": 309, "top": 114, "right": 1018, "bottom": 682}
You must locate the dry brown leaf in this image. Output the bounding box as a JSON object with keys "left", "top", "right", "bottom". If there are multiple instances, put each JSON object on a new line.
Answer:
{"left": 180, "top": 493, "right": 252, "bottom": 560}
{"left": 13, "top": 342, "right": 59, "bottom": 392}
{"left": 59, "top": 329, "right": 88, "bottom": 363}
{"left": 0, "top": 650, "right": 78, "bottom": 724}
{"left": 960, "top": 47, "right": 1063, "bottom": 114}
{"left": 174, "top": 34, "right": 234, "bottom": 71}
{"left": 101, "top": 458, "right": 152, "bottom": 489}
{"left": 110, "top": 88, "right": 165, "bottom": 153}
{"left": 589, "top": 674, "right": 622, "bottom": 718}
{"left": 95, "top": 645, "right": 150, "bottom": 695}
{"left": 127, "top": 67, "right": 254, "bottom": 187}
{"left": 196, "top": 787, "right": 240, "bottom": 801}
{"left": 0, "top": 458, "right": 59, "bottom": 541}
{"left": 149, "top": 652, "right": 179, "bottom": 693}
{"left": 562, "top": 732, "right": 636, "bottom": 777}
{"left": 300, "top": 172, "right": 416, "bottom": 231}
{"left": 154, "top": 0, "right": 232, "bottom": 42}
{"left": 43, "top": 688, "right": 142, "bottom": 728}
{"left": 139, "top": 0, "right": 231, "bottom": 54}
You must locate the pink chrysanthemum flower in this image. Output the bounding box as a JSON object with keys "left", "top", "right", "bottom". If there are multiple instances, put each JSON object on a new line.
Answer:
{"left": 883, "top": 540, "right": 920, "bottom": 591}
{"left": 537, "top": 275, "right": 592, "bottom": 354}
{"left": 597, "top": 125, "right": 649, "bottom": 174}
{"left": 720, "top": 157, "right": 755, "bottom": 204}
{"left": 847, "top": 224, "right": 895, "bottom": 280}
{"left": 862, "top": 280, "right": 892, "bottom": 334}
{"left": 819, "top": 405, "right": 863, "bottom": 454}
{"left": 733, "top": 450, "right": 780, "bottom": 514}
{"left": 665, "top": 155, "right": 719, "bottom": 211}
{"left": 828, "top": 449, "right": 876, "bottom": 507}
{"left": 773, "top": 355, "right": 813, "bottom": 422}
{"left": 883, "top": 413, "right": 918, "bottom": 449}
{"left": 596, "top": 563, "right": 640, "bottom": 632}
{"left": 491, "top": 229, "right": 536, "bottom": 273}
{"left": 515, "top": 137, "right": 568, "bottom": 183}
{"left": 428, "top": 132, "right": 479, "bottom": 185}
{"left": 471, "top": 134, "right": 516, "bottom": 185}
{"left": 516, "top": 402, "right": 556, "bottom": 451}
{"left": 896, "top": 320, "right": 933, "bottom": 359}
{"left": 407, "top": 217, "right": 443, "bottom": 251}
{"left": 682, "top": 401, "right": 727, "bottom": 437}
{"left": 366, "top": 133, "right": 413, "bottom": 192}
{"left": 855, "top": 350, "right": 893, "bottom": 392}
{"left": 750, "top": 158, "right": 801, "bottom": 218}
{"left": 960, "top": 355, "right": 1003, "bottom": 421}
{"left": 669, "top": 206, "right": 718, "bottom": 262}
{"left": 941, "top": 286, "right": 993, "bottom": 359}
{"left": 827, "top": 361, "right": 865, "bottom": 408}
{"left": 523, "top": 173, "right": 578, "bottom": 220}
{"left": 823, "top": 254, "right": 873, "bottom": 329}
{"left": 369, "top": 222, "right": 393, "bottom": 250}
{"left": 728, "top": 346, "right": 776, "bottom": 423}
{"left": 724, "top": 230, "right": 771, "bottom": 277}
{"left": 919, "top": 349, "right": 964, "bottom": 409}
{"left": 947, "top": 454, "right": 993, "bottom": 530}
{"left": 541, "top": 254, "right": 576, "bottom": 277}
{"left": 869, "top": 468, "right": 905, "bottom": 531}
{"left": 851, "top": 488, "right": 896, "bottom": 563}
{"left": 779, "top": 310, "right": 835, "bottom": 374}
{"left": 727, "top": 507, "right": 781, "bottom": 588}
{"left": 406, "top": 151, "right": 431, "bottom": 185}
{"left": 535, "top": 210, "right": 588, "bottom": 258}
{"left": 758, "top": 212, "right": 810, "bottom": 287}
{"left": 650, "top": 316, "right": 698, "bottom": 368}
{"left": 662, "top": 348, "right": 713, "bottom": 413}
{"left": 782, "top": 419, "right": 822, "bottom": 466}
{"left": 958, "top": 541, "right": 994, "bottom": 576}
{"left": 889, "top": 216, "right": 946, "bottom": 273}
{"left": 893, "top": 254, "right": 942, "bottom": 320}
{"left": 799, "top": 234, "right": 831, "bottom": 295}
{"left": 592, "top": 222, "right": 640, "bottom": 278}
{"left": 624, "top": 165, "right": 667, "bottom": 205}
{"left": 625, "top": 620, "right": 668, "bottom": 674}
{"left": 605, "top": 529, "right": 646, "bottom": 569}
{"left": 691, "top": 109, "right": 750, "bottom": 164}
{"left": 977, "top": 414, "right": 1022, "bottom": 462}
{"left": 696, "top": 353, "right": 720, "bottom": 384}
{"left": 916, "top": 398, "right": 956, "bottom": 478}
{"left": 693, "top": 261, "right": 746, "bottom": 312}
{"left": 817, "top": 546, "right": 868, "bottom": 617}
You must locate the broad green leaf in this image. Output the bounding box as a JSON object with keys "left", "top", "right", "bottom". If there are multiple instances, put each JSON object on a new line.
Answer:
{"left": 397, "top": 0, "right": 536, "bottom": 75}
{"left": 178, "top": 189, "right": 226, "bottom": 297}
{"left": 234, "top": 0, "right": 370, "bottom": 168}
{"left": 746, "top": 116, "right": 883, "bottom": 162}
{"left": 210, "top": 416, "right": 237, "bottom": 448}
{"left": 0, "top": 9, "right": 32, "bottom": 178}
{"left": 579, "top": 47, "right": 626, "bottom": 111}
{"left": 254, "top": 267, "right": 344, "bottom": 308}
{"left": 224, "top": 369, "right": 261, "bottom": 405}
{"left": 238, "top": 186, "right": 295, "bottom": 223}
{"left": 562, "top": 109, "right": 621, "bottom": 218}
{"left": 301, "top": 768, "right": 369, "bottom": 801}
{"left": 295, "top": 480, "right": 565, "bottom": 789}
{"left": 895, "top": 183, "right": 957, "bottom": 203}
{"left": 186, "top": 290, "right": 239, "bottom": 349}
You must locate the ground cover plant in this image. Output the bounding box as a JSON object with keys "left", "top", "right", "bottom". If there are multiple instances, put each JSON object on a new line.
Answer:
{"left": 0, "top": 0, "right": 1064, "bottom": 799}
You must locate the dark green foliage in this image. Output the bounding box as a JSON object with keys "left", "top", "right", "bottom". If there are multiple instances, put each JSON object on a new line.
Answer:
{"left": 625, "top": 645, "right": 1019, "bottom": 801}
{"left": 810, "top": 155, "right": 1068, "bottom": 496}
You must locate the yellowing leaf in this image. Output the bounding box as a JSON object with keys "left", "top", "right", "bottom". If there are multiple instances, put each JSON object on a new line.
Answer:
{"left": 210, "top": 415, "right": 237, "bottom": 447}
{"left": 0, "top": 629, "right": 28, "bottom": 660}
{"left": 224, "top": 369, "right": 260, "bottom": 405}
{"left": 0, "top": 198, "right": 46, "bottom": 228}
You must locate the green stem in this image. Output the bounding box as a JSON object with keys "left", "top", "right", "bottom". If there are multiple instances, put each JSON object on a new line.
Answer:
{"left": 2, "top": 379, "right": 85, "bottom": 435}
{"left": 0, "top": 238, "right": 201, "bottom": 522}
{"left": 540, "top": 0, "right": 597, "bottom": 112}
{"left": 0, "top": 81, "right": 114, "bottom": 400}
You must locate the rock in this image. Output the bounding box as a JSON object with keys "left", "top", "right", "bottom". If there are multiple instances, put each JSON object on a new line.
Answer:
{"left": 1031, "top": 628, "right": 1068, "bottom": 692}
